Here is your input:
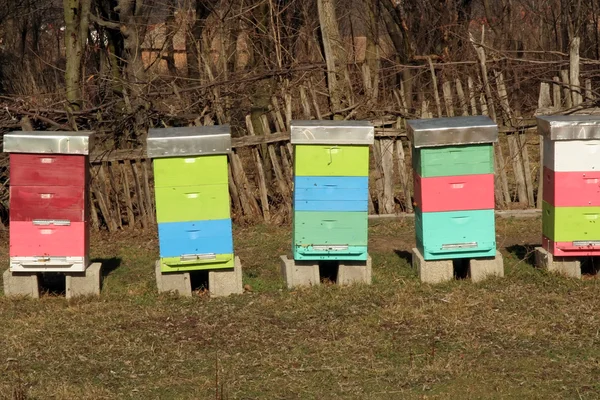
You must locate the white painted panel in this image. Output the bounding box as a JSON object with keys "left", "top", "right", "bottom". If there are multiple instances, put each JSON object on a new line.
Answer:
{"left": 10, "top": 256, "right": 88, "bottom": 272}
{"left": 543, "top": 138, "right": 600, "bottom": 171}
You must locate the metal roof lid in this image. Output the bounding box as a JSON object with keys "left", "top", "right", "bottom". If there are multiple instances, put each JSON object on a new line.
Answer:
{"left": 3, "top": 131, "right": 95, "bottom": 155}
{"left": 290, "top": 120, "right": 374, "bottom": 145}
{"left": 407, "top": 115, "right": 498, "bottom": 148}
{"left": 537, "top": 115, "right": 600, "bottom": 140}
{"left": 146, "top": 125, "right": 231, "bottom": 158}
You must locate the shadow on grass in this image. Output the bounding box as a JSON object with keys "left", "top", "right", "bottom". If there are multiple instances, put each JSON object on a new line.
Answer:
{"left": 506, "top": 244, "right": 538, "bottom": 266}
{"left": 91, "top": 257, "right": 122, "bottom": 278}
{"left": 393, "top": 250, "right": 412, "bottom": 264}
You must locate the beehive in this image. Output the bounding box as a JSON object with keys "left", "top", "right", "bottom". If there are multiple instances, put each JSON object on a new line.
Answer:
{"left": 407, "top": 116, "right": 498, "bottom": 261}
{"left": 290, "top": 120, "right": 374, "bottom": 261}
{"left": 147, "top": 126, "right": 234, "bottom": 272}
{"left": 538, "top": 116, "right": 600, "bottom": 256}
{"left": 4, "top": 131, "right": 94, "bottom": 272}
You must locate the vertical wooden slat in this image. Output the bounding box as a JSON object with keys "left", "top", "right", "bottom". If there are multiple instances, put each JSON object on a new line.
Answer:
{"left": 107, "top": 161, "right": 123, "bottom": 229}
{"left": 537, "top": 135, "right": 544, "bottom": 208}
{"left": 246, "top": 115, "right": 271, "bottom": 222}
{"left": 120, "top": 161, "right": 136, "bottom": 228}
{"left": 300, "top": 86, "right": 312, "bottom": 118}
{"left": 90, "top": 165, "right": 115, "bottom": 232}
{"left": 455, "top": 79, "right": 469, "bottom": 116}
{"left": 97, "top": 163, "right": 119, "bottom": 231}
{"left": 227, "top": 161, "right": 243, "bottom": 216}
{"left": 142, "top": 159, "right": 155, "bottom": 223}
{"left": 442, "top": 80, "right": 454, "bottom": 117}
{"left": 560, "top": 70, "right": 572, "bottom": 108}
{"left": 372, "top": 140, "right": 385, "bottom": 213}
{"left": 427, "top": 57, "right": 443, "bottom": 117}
{"left": 395, "top": 134, "right": 413, "bottom": 213}
{"left": 230, "top": 150, "right": 260, "bottom": 218}
{"left": 552, "top": 76, "right": 562, "bottom": 109}
{"left": 130, "top": 160, "right": 149, "bottom": 229}
{"left": 467, "top": 76, "right": 478, "bottom": 115}
{"left": 379, "top": 138, "right": 395, "bottom": 214}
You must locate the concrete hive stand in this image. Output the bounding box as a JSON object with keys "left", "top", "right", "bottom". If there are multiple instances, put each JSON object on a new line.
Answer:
{"left": 155, "top": 256, "right": 243, "bottom": 297}
{"left": 3, "top": 263, "right": 103, "bottom": 299}
{"left": 280, "top": 255, "right": 372, "bottom": 289}
{"left": 412, "top": 248, "right": 504, "bottom": 284}
{"left": 534, "top": 247, "right": 582, "bottom": 279}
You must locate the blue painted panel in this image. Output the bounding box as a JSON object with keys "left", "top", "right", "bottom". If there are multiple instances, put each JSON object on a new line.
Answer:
{"left": 293, "top": 245, "right": 368, "bottom": 261}
{"left": 415, "top": 208, "right": 496, "bottom": 260}
{"left": 294, "top": 177, "right": 369, "bottom": 211}
{"left": 158, "top": 219, "right": 233, "bottom": 258}
{"left": 294, "top": 200, "right": 368, "bottom": 212}
{"left": 294, "top": 176, "right": 369, "bottom": 190}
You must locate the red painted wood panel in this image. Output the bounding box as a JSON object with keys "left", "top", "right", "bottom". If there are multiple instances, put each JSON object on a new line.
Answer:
{"left": 543, "top": 236, "right": 600, "bottom": 257}
{"left": 9, "top": 185, "right": 86, "bottom": 222}
{"left": 9, "top": 221, "right": 88, "bottom": 257}
{"left": 542, "top": 167, "right": 600, "bottom": 207}
{"left": 10, "top": 154, "right": 87, "bottom": 186}
{"left": 413, "top": 172, "right": 495, "bottom": 212}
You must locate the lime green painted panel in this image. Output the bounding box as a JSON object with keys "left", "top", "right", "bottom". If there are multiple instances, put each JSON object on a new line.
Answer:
{"left": 413, "top": 144, "right": 494, "bottom": 178}
{"left": 153, "top": 155, "right": 228, "bottom": 187}
{"left": 294, "top": 145, "right": 369, "bottom": 176}
{"left": 160, "top": 253, "right": 234, "bottom": 272}
{"left": 155, "top": 184, "right": 230, "bottom": 222}
{"left": 293, "top": 211, "right": 368, "bottom": 246}
{"left": 543, "top": 201, "right": 600, "bottom": 242}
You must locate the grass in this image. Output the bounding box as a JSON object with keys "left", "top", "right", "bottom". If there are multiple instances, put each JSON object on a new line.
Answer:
{"left": 1, "top": 216, "right": 600, "bottom": 399}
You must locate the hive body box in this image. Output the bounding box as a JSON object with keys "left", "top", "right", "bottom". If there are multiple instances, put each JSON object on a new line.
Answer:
{"left": 147, "top": 126, "right": 235, "bottom": 272}
{"left": 538, "top": 116, "right": 600, "bottom": 256}
{"left": 407, "top": 116, "right": 498, "bottom": 261}
{"left": 3, "top": 131, "right": 94, "bottom": 272}
{"left": 291, "top": 120, "right": 374, "bottom": 261}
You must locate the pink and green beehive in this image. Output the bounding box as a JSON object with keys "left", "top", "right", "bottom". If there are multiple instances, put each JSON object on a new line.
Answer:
{"left": 407, "top": 116, "right": 498, "bottom": 261}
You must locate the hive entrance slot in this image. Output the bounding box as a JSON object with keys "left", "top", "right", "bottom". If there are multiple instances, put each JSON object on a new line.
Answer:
{"left": 580, "top": 257, "right": 600, "bottom": 276}
{"left": 318, "top": 261, "right": 339, "bottom": 284}
{"left": 452, "top": 259, "right": 469, "bottom": 280}
{"left": 189, "top": 270, "right": 209, "bottom": 293}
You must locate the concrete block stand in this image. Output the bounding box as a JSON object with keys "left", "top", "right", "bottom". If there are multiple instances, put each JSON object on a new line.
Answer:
{"left": 155, "top": 261, "right": 192, "bottom": 297}
{"left": 3, "top": 262, "right": 102, "bottom": 299}
{"left": 3, "top": 269, "right": 40, "bottom": 298}
{"left": 412, "top": 248, "right": 504, "bottom": 284}
{"left": 280, "top": 255, "right": 372, "bottom": 289}
{"left": 208, "top": 256, "right": 243, "bottom": 298}
{"left": 534, "top": 247, "right": 582, "bottom": 279}
{"left": 66, "top": 262, "right": 103, "bottom": 299}
{"left": 156, "top": 257, "right": 244, "bottom": 298}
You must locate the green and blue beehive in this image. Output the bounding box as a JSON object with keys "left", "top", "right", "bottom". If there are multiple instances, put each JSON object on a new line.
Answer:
{"left": 407, "top": 116, "right": 498, "bottom": 261}
{"left": 291, "top": 120, "right": 374, "bottom": 261}
{"left": 147, "top": 125, "right": 234, "bottom": 272}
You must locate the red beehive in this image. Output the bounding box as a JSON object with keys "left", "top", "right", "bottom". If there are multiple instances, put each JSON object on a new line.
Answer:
{"left": 3, "top": 131, "right": 94, "bottom": 272}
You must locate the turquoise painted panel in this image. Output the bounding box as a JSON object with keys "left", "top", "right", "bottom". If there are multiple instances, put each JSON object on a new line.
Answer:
{"left": 293, "top": 245, "right": 368, "bottom": 261}
{"left": 415, "top": 208, "right": 496, "bottom": 260}
{"left": 293, "top": 211, "right": 368, "bottom": 247}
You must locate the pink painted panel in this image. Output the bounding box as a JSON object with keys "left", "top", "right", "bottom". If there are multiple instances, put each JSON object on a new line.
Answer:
{"left": 542, "top": 236, "right": 600, "bottom": 257}
{"left": 542, "top": 167, "right": 600, "bottom": 207}
{"left": 413, "top": 172, "right": 495, "bottom": 212}
{"left": 9, "top": 221, "right": 88, "bottom": 257}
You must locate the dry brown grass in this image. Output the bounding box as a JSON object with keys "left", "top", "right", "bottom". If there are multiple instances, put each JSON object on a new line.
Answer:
{"left": 0, "top": 217, "right": 599, "bottom": 399}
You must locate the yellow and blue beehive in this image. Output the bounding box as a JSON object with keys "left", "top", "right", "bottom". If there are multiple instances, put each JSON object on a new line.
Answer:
{"left": 291, "top": 120, "right": 374, "bottom": 261}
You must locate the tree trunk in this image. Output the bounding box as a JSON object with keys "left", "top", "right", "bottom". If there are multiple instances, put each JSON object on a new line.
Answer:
{"left": 186, "top": 0, "right": 211, "bottom": 79}
{"left": 317, "top": 0, "right": 349, "bottom": 119}
{"left": 63, "top": 0, "right": 91, "bottom": 110}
